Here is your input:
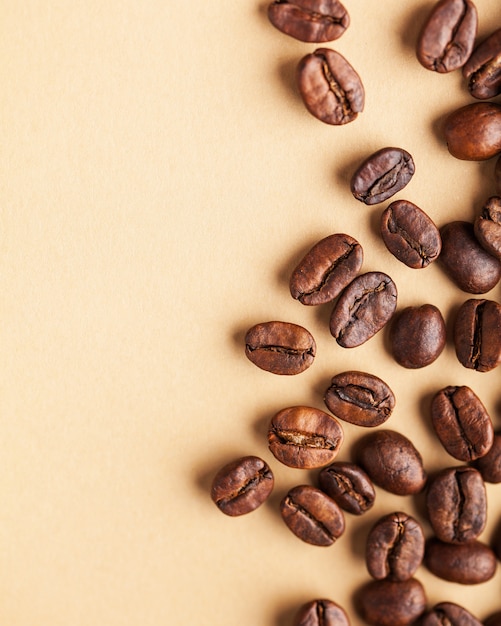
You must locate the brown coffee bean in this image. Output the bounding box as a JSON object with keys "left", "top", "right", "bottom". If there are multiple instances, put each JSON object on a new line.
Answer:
{"left": 485, "top": 611, "right": 501, "bottom": 626}
{"left": 439, "top": 221, "right": 501, "bottom": 293}
{"left": 473, "top": 431, "right": 501, "bottom": 483}
{"left": 463, "top": 27, "right": 501, "bottom": 99}
{"left": 324, "top": 370, "right": 395, "bottom": 427}
{"left": 454, "top": 298, "right": 501, "bottom": 372}
{"left": 268, "top": 406, "right": 344, "bottom": 469}
{"left": 293, "top": 599, "right": 350, "bottom": 626}
{"left": 350, "top": 147, "right": 415, "bottom": 205}
{"left": 267, "top": 0, "right": 349, "bottom": 43}
{"left": 289, "top": 233, "right": 363, "bottom": 305}
{"left": 425, "top": 538, "right": 497, "bottom": 584}
{"left": 444, "top": 102, "right": 501, "bottom": 160}
{"left": 245, "top": 321, "right": 316, "bottom": 375}
{"left": 357, "top": 578, "right": 426, "bottom": 626}
{"left": 210, "top": 456, "right": 274, "bottom": 516}
{"left": 416, "top": 0, "right": 477, "bottom": 73}
{"left": 280, "top": 485, "right": 345, "bottom": 546}
{"left": 329, "top": 272, "right": 397, "bottom": 347}
{"left": 318, "top": 461, "right": 375, "bottom": 515}
{"left": 474, "top": 196, "right": 501, "bottom": 260}
{"left": 421, "top": 603, "right": 483, "bottom": 626}
{"left": 296, "top": 48, "right": 364, "bottom": 125}
{"left": 380, "top": 200, "right": 441, "bottom": 268}
{"left": 356, "top": 430, "right": 427, "bottom": 495}
{"left": 431, "top": 385, "right": 494, "bottom": 462}
{"left": 426, "top": 466, "right": 486, "bottom": 543}
{"left": 365, "top": 512, "right": 425, "bottom": 581}
{"left": 496, "top": 155, "right": 501, "bottom": 194}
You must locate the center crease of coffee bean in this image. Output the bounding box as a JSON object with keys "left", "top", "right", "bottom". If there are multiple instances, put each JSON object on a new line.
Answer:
{"left": 472, "top": 55, "right": 501, "bottom": 89}
{"left": 471, "top": 301, "right": 485, "bottom": 369}
{"left": 331, "top": 384, "right": 390, "bottom": 412}
{"left": 273, "top": 428, "right": 339, "bottom": 449}
{"left": 246, "top": 344, "right": 314, "bottom": 357}
{"left": 298, "top": 242, "right": 358, "bottom": 298}
{"left": 444, "top": 388, "right": 476, "bottom": 459}
{"left": 285, "top": 496, "right": 335, "bottom": 542}
{"left": 434, "top": 2, "right": 468, "bottom": 72}
{"left": 453, "top": 473, "right": 467, "bottom": 541}
{"left": 387, "top": 210, "right": 431, "bottom": 265}
{"left": 320, "top": 56, "right": 352, "bottom": 118}
{"left": 331, "top": 472, "right": 371, "bottom": 507}
{"left": 216, "top": 466, "right": 271, "bottom": 505}
{"left": 386, "top": 519, "right": 406, "bottom": 575}
{"left": 363, "top": 159, "right": 405, "bottom": 200}
{"left": 344, "top": 281, "right": 389, "bottom": 324}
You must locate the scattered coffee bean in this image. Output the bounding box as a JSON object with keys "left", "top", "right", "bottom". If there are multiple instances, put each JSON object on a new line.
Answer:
{"left": 444, "top": 102, "right": 501, "bottom": 160}
{"left": 421, "top": 602, "right": 483, "bottom": 626}
{"left": 296, "top": 48, "right": 364, "bottom": 125}
{"left": 289, "top": 233, "right": 363, "bottom": 305}
{"left": 268, "top": 406, "right": 344, "bottom": 469}
{"left": 454, "top": 298, "right": 501, "bottom": 372}
{"left": 473, "top": 431, "right": 501, "bottom": 483}
{"left": 293, "top": 598, "right": 350, "bottom": 626}
{"left": 485, "top": 611, "right": 501, "bottom": 626}
{"left": 280, "top": 485, "right": 345, "bottom": 546}
{"left": 267, "top": 0, "right": 350, "bottom": 43}
{"left": 318, "top": 461, "right": 375, "bottom": 515}
{"left": 425, "top": 537, "right": 497, "bottom": 584}
{"left": 463, "top": 27, "right": 501, "bottom": 99}
{"left": 211, "top": 456, "right": 274, "bottom": 516}
{"left": 474, "top": 196, "right": 501, "bottom": 260}
{"left": 357, "top": 578, "right": 426, "bottom": 626}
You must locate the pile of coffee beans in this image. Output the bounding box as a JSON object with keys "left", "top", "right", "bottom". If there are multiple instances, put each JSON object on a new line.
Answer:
{"left": 210, "top": 0, "right": 501, "bottom": 623}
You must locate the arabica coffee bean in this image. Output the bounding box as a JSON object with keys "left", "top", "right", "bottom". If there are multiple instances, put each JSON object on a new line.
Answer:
{"left": 324, "top": 370, "right": 395, "bottom": 427}
{"left": 390, "top": 304, "right": 446, "bottom": 369}
{"left": 425, "top": 538, "right": 497, "bottom": 584}
{"left": 463, "top": 27, "right": 501, "bottom": 100}
{"left": 211, "top": 456, "right": 274, "bottom": 516}
{"left": 268, "top": 0, "right": 349, "bottom": 43}
{"left": 245, "top": 320, "right": 316, "bottom": 375}
{"left": 473, "top": 431, "right": 501, "bottom": 483}
{"left": 293, "top": 599, "right": 350, "bottom": 626}
{"left": 357, "top": 578, "right": 426, "bottom": 626}
{"left": 365, "top": 512, "right": 425, "bottom": 581}
{"left": 485, "top": 612, "right": 501, "bottom": 626}
{"left": 425, "top": 466, "right": 486, "bottom": 543}
{"left": 444, "top": 102, "right": 501, "bottom": 160}
{"left": 280, "top": 485, "right": 345, "bottom": 546}
{"left": 318, "top": 461, "right": 375, "bottom": 515}
{"left": 268, "top": 406, "right": 344, "bottom": 469}
{"left": 416, "top": 0, "right": 477, "bottom": 73}
{"left": 431, "top": 385, "right": 494, "bottom": 462}
{"left": 289, "top": 233, "right": 363, "bottom": 305}
{"left": 350, "top": 147, "right": 415, "bottom": 205}
{"left": 474, "top": 196, "right": 501, "bottom": 260}
{"left": 296, "top": 48, "right": 364, "bottom": 125}
{"left": 454, "top": 298, "right": 501, "bottom": 372}
{"left": 421, "top": 603, "right": 483, "bottom": 626}
{"left": 380, "top": 200, "right": 441, "bottom": 268}
{"left": 329, "top": 272, "right": 397, "bottom": 347}
{"left": 356, "top": 430, "right": 427, "bottom": 495}
{"left": 439, "top": 221, "right": 501, "bottom": 293}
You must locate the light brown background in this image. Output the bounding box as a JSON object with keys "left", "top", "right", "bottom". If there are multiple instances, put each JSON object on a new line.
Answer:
{"left": 1, "top": 1, "right": 501, "bottom": 624}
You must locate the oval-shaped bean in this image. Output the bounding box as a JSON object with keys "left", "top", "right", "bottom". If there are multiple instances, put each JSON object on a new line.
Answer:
{"left": 357, "top": 578, "right": 426, "bottom": 626}
{"left": 421, "top": 603, "right": 483, "bottom": 626}
{"left": 267, "top": 0, "right": 350, "bottom": 43}
{"left": 425, "top": 538, "right": 497, "bottom": 584}
{"left": 463, "top": 27, "right": 501, "bottom": 99}
{"left": 444, "top": 102, "right": 501, "bottom": 160}
{"left": 293, "top": 599, "right": 350, "bottom": 626}
{"left": 454, "top": 298, "right": 501, "bottom": 372}
{"left": 318, "top": 461, "right": 376, "bottom": 515}
{"left": 474, "top": 196, "right": 501, "bottom": 260}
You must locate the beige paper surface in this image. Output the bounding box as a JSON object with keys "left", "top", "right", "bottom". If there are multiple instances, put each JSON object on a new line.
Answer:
{"left": 1, "top": 1, "right": 501, "bottom": 624}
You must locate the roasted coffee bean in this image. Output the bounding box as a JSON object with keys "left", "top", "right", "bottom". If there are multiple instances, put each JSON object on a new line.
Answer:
{"left": 380, "top": 200, "right": 441, "bottom": 268}
{"left": 210, "top": 456, "right": 274, "bottom": 516}
{"left": 421, "top": 602, "right": 483, "bottom": 626}
{"left": 267, "top": 0, "right": 349, "bottom": 43}
{"left": 357, "top": 578, "right": 426, "bottom": 626}
{"left": 426, "top": 466, "right": 486, "bottom": 543}
{"left": 444, "top": 102, "right": 501, "bottom": 160}
{"left": 350, "top": 147, "right": 415, "bottom": 205}
{"left": 329, "top": 272, "right": 397, "bottom": 347}
{"left": 454, "top": 298, "right": 501, "bottom": 372}
{"left": 293, "top": 599, "right": 350, "bottom": 626}
{"left": 439, "top": 221, "right": 501, "bottom": 293}
{"left": 496, "top": 155, "right": 501, "bottom": 194}
{"left": 485, "top": 611, "right": 501, "bottom": 626}
{"left": 463, "top": 27, "right": 501, "bottom": 99}
{"left": 356, "top": 430, "right": 427, "bottom": 495}
{"left": 324, "top": 370, "right": 395, "bottom": 427}
{"left": 474, "top": 196, "right": 501, "bottom": 260}
{"left": 416, "top": 0, "right": 477, "bottom": 73}
{"left": 289, "top": 233, "right": 363, "bottom": 305}
{"left": 280, "top": 485, "right": 345, "bottom": 546}
{"left": 365, "top": 512, "right": 425, "bottom": 581}
{"left": 318, "top": 461, "right": 375, "bottom": 515}
{"left": 268, "top": 406, "right": 344, "bottom": 469}
{"left": 431, "top": 385, "right": 494, "bottom": 462}
{"left": 473, "top": 431, "right": 501, "bottom": 483}
{"left": 296, "top": 48, "right": 364, "bottom": 125}
{"left": 245, "top": 320, "right": 316, "bottom": 375}
{"left": 425, "top": 538, "right": 497, "bottom": 584}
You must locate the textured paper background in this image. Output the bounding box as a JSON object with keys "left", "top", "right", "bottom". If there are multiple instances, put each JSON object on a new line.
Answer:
{"left": 1, "top": 1, "right": 501, "bottom": 624}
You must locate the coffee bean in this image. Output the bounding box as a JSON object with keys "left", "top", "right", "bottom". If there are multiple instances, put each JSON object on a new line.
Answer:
{"left": 485, "top": 612, "right": 501, "bottom": 626}
{"left": 473, "top": 431, "right": 501, "bottom": 483}
{"left": 380, "top": 200, "right": 441, "bottom": 268}
{"left": 365, "top": 512, "right": 425, "bottom": 581}
{"left": 463, "top": 27, "right": 501, "bottom": 99}
{"left": 268, "top": 406, "right": 344, "bottom": 469}
{"left": 444, "top": 102, "right": 501, "bottom": 160}
{"left": 350, "top": 147, "right": 415, "bottom": 205}
{"left": 296, "top": 48, "right": 364, "bottom": 125}
{"left": 389, "top": 304, "right": 446, "bottom": 369}
{"left": 421, "top": 603, "right": 483, "bottom": 626}
{"left": 454, "top": 298, "right": 501, "bottom": 372}
{"left": 496, "top": 155, "right": 501, "bottom": 194}
{"left": 245, "top": 321, "right": 316, "bottom": 375}
{"left": 318, "top": 461, "right": 375, "bottom": 515}
{"left": 211, "top": 456, "right": 274, "bottom": 516}
{"left": 289, "top": 233, "right": 363, "bottom": 305}
{"left": 293, "top": 599, "right": 350, "bottom": 626}
{"left": 329, "top": 271, "right": 397, "bottom": 347}
{"left": 267, "top": 0, "right": 349, "bottom": 43}
{"left": 439, "top": 221, "right": 501, "bottom": 293}
{"left": 357, "top": 578, "right": 426, "bottom": 626}
{"left": 280, "top": 485, "right": 345, "bottom": 546}
{"left": 431, "top": 385, "right": 494, "bottom": 462}
{"left": 426, "top": 466, "right": 486, "bottom": 543}
{"left": 324, "top": 370, "right": 395, "bottom": 427}
{"left": 416, "top": 0, "right": 477, "bottom": 73}
{"left": 356, "top": 430, "right": 427, "bottom": 495}
{"left": 425, "top": 537, "right": 497, "bottom": 584}
{"left": 474, "top": 196, "right": 501, "bottom": 260}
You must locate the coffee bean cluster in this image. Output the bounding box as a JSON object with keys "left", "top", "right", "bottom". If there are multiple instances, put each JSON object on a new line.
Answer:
{"left": 210, "top": 1, "right": 501, "bottom": 624}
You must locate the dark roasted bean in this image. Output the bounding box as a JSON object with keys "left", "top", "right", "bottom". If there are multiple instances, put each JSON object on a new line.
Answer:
{"left": 454, "top": 298, "right": 501, "bottom": 372}
{"left": 318, "top": 461, "right": 375, "bottom": 515}
{"left": 267, "top": 0, "right": 349, "bottom": 43}
{"left": 474, "top": 196, "right": 501, "bottom": 260}
{"left": 473, "top": 431, "right": 501, "bottom": 483}
{"left": 293, "top": 599, "right": 350, "bottom": 626}
{"left": 496, "top": 155, "right": 501, "bottom": 194}
{"left": 444, "top": 102, "right": 501, "bottom": 160}
{"left": 425, "top": 538, "right": 497, "bottom": 584}
{"left": 463, "top": 27, "right": 501, "bottom": 99}
{"left": 357, "top": 578, "right": 426, "bottom": 626}
{"left": 485, "top": 612, "right": 501, "bottom": 626}
{"left": 421, "top": 602, "right": 483, "bottom": 626}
